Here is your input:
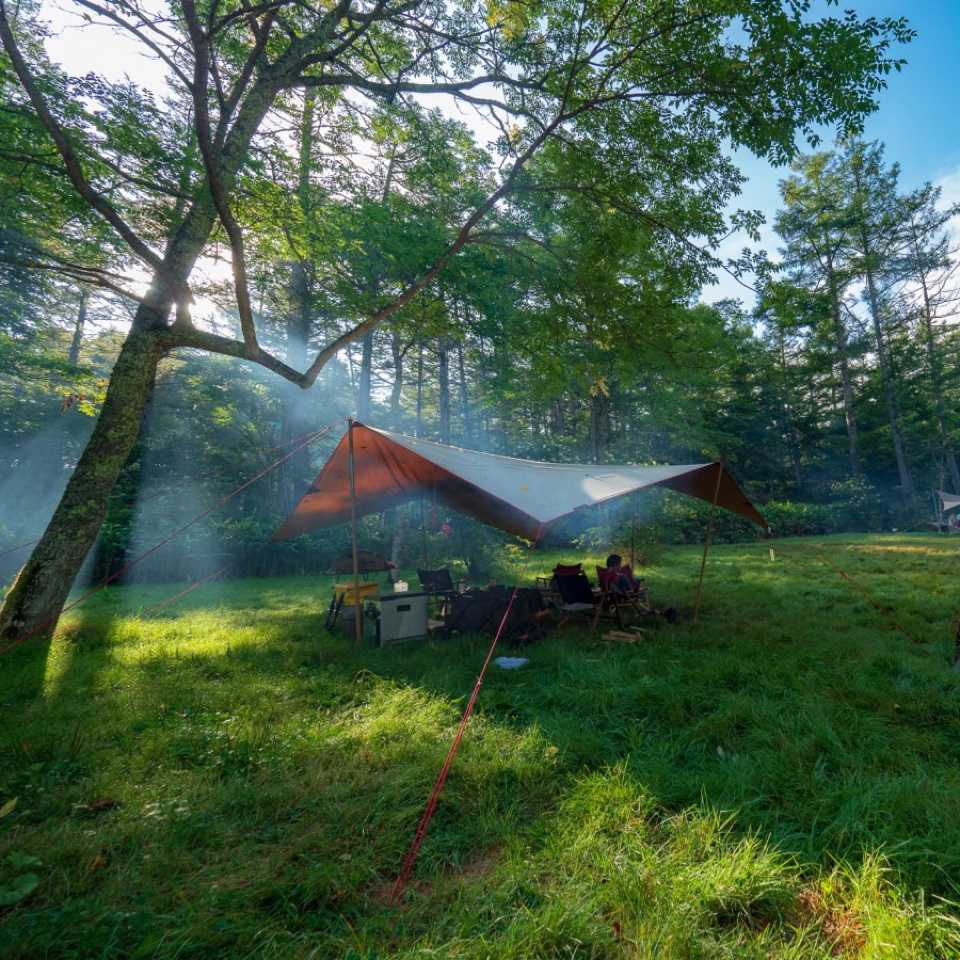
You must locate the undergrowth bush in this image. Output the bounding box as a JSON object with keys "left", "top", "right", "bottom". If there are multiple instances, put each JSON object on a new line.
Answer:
{"left": 575, "top": 477, "right": 916, "bottom": 547}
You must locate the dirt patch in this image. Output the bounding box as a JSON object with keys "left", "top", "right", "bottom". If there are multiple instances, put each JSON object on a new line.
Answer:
{"left": 368, "top": 846, "right": 504, "bottom": 908}
{"left": 794, "top": 888, "right": 867, "bottom": 957}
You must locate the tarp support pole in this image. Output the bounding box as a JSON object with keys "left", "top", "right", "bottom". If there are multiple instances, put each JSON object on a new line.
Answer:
{"left": 630, "top": 490, "right": 638, "bottom": 570}
{"left": 692, "top": 462, "right": 723, "bottom": 625}
{"left": 347, "top": 418, "right": 363, "bottom": 646}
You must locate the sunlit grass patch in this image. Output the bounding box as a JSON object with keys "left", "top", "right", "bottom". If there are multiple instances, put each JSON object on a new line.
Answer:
{"left": 1, "top": 534, "right": 959, "bottom": 957}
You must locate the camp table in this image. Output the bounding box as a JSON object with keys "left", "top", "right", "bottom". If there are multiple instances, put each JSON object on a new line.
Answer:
{"left": 327, "top": 580, "right": 379, "bottom": 631}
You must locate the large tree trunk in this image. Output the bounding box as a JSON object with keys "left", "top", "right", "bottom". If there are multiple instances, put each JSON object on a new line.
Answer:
{"left": 279, "top": 257, "right": 313, "bottom": 511}
{"left": 278, "top": 92, "right": 317, "bottom": 511}
{"left": 862, "top": 262, "right": 914, "bottom": 496}
{"left": 457, "top": 340, "right": 473, "bottom": 444}
{"left": 550, "top": 398, "right": 565, "bottom": 436}
{"left": 830, "top": 278, "right": 861, "bottom": 477}
{"left": 590, "top": 390, "right": 610, "bottom": 462}
{"left": 776, "top": 327, "right": 803, "bottom": 488}
{"left": 0, "top": 74, "right": 285, "bottom": 644}
{"left": 353, "top": 148, "right": 395, "bottom": 427}
{"left": 0, "top": 328, "right": 165, "bottom": 642}
{"left": 415, "top": 339, "right": 424, "bottom": 437}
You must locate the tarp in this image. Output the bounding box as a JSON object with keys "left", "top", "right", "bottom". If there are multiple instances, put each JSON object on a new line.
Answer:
{"left": 941, "top": 491, "right": 960, "bottom": 513}
{"left": 273, "top": 423, "right": 767, "bottom": 542}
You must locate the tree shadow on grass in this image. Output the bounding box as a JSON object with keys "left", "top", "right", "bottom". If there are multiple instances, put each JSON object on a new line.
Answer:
{"left": 297, "top": 542, "right": 960, "bottom": 898}
{"left": 7, "top": 600, "right": 958, "bottom": 959}
{"left": 6, "top": 542, "right": 960, "bottom": 956}
{"left": 3, "top": 600, "right": 586, "bottom": 957}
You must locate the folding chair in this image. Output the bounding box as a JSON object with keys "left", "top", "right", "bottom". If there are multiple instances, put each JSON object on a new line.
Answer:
{"left": 551, "top": 566, "right": 613, "bottom": 629}
{"left": 417, "top": 567, "right": 464, "bottom": 621}
{"left": 593, "top": 565, "right": 651, "bottom": 632}
{"left": 538, "top": 562, "right": 582, "bottom": 605}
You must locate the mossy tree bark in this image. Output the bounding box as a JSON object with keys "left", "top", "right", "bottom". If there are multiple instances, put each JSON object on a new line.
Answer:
{"left": 0, "top": 327, "right": 166, "bottom": 643}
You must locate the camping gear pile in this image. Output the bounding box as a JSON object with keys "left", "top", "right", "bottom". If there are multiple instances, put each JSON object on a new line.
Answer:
{"left": 444, "top": 585, "right": 548, "bottom": 646}
{"left": 279, "top": 422, "right": 765, "bottom": 646}
{"left": 547, "top": 561, "right": 676, "bottom": 634}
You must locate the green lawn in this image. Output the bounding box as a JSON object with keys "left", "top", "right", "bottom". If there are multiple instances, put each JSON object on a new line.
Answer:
{"left": 2, "top": 534, "right": 960, "bottom": 958}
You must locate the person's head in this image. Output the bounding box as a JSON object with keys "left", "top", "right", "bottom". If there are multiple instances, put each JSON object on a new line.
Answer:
{"left": 606, "top": 554, "right": 622, "bottom": 569}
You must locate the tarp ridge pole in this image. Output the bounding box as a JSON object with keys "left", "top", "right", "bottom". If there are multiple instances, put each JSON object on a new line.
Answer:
{"left": 347, "top": 417, "right": 363, "bottom": 646}
{"left": 692, "top": 461, "right": 723, "bottom": 625}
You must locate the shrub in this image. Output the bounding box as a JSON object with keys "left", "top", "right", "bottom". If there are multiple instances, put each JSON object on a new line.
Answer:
{"left": 574, "top": 477, "right": 895, "bottom": 547}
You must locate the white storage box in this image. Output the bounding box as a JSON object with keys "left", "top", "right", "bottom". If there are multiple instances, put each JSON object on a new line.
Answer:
{"left": 379, "top": 592, "right": 428, "bottom": 644}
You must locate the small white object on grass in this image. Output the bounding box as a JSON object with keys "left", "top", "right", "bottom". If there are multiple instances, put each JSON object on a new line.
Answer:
{"left": 494, "top": 656, "right": 528, "bottom": 670}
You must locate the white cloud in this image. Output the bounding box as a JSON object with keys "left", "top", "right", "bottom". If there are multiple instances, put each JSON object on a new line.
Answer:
{"left": 934, "top": 167, "right": 960, "bottom": 211}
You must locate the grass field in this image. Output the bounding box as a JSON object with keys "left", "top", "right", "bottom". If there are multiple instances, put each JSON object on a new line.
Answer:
{"left": 2, "top": 533, "right": 960, "bottom": 958}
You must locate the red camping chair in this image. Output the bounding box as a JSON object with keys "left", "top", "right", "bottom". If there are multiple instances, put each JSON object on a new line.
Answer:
{"left": 592, "top": 565, "right": 650, "bottom": 633}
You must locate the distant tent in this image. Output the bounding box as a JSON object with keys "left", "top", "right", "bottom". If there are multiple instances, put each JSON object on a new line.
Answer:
{"left": 940, "top": 491, "right": 960, "bottom": 514}
{"left": 273, "top": 423, "right": 766, "bottom": 542}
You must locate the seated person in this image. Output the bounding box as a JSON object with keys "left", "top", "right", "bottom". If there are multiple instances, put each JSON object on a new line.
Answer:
{"left": 604, "top": 554, "right": 641, "bottom": 595}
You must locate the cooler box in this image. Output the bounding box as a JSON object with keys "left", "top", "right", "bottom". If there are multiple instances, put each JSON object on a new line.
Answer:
{"left": 379, "top": 592, "right": 428, "bottom": 644}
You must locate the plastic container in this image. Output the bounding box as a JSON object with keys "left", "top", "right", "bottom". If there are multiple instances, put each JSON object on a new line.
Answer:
{"left": 394, "top": 580, "right": 409, "bottom": 592}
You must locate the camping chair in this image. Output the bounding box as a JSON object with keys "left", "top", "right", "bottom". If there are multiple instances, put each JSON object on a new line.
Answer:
{"left": 551, "top": 565, "right": 618, "bottom": 629}
{"left": 417, "top": 567, "right": 464, "bottom": 620}
{"left": 537, "top": 562, "right": 581, "bottom": 604}
{"left": 593, "top": 565, "right": 650, "bottom": 632}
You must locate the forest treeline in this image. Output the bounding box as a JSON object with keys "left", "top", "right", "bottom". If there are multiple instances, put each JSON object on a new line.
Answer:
{"left": 0, "top": 1, "right": 950, "bottom": 590}
{"left": 3, "top": 129, "right": 956, "bottom": 584}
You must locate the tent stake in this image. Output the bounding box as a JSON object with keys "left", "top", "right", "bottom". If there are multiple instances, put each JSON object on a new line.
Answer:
{"left": 347, "top": 417, "right": 363, "bottom": 646}
{"left": 692, "top": 462, "right": 723, "bottom": 625}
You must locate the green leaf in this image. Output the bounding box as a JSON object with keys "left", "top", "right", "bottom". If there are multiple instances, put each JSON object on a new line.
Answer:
{"left": 0, "top": 873, "right": 40, "bottom": 906}
{"left": 0, "top": 797, "right": 16, "bottom": 818}
{"left": 7, "top": 852, "right": 41, "bottom": 869}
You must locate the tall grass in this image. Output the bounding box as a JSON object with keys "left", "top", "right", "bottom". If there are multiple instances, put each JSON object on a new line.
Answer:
{"left": 1, "top": 534, "right": 959, "bottom": 957}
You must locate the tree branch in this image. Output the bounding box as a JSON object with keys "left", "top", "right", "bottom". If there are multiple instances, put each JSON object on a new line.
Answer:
{"left": 183, "top": 0, "right": 259, "bottom": 354}
{"left": 0, "top": 0, "right": 186, "bottom": 304}
{"left": 163, "top": 326, "right": 307, "bottom": 385}
{"left": 300, "top": 105, "right": 567, "bottom": 386}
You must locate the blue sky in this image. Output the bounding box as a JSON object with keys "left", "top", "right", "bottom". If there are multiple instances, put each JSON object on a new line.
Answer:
{"left": 710, "top": 0, "right": 960, "bottom": 300}
{"left": 844, "top": 0, "right": 960, "bottom": 184}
